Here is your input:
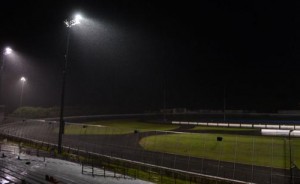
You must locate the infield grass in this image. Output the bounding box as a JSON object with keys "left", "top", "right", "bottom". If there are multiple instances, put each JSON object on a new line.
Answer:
{"left": 139, "top": 133, "right": 300, "bottom": 169}
{"left": 62, "top": 120, "right": 179, "bottom": 135}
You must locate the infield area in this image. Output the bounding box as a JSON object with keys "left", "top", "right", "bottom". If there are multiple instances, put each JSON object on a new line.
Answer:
{"left": 62, "top": 120, "right": 300, "bottom": 169}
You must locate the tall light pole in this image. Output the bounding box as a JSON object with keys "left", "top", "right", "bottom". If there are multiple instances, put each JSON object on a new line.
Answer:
{"left": 0, "top": 47, "right": 13, "bottom": 113}
{"left": 19, "top": 77, "right": 26, "bottom": 107}
{"left": 58, "top": 14, "right": 82, "bottom": 154}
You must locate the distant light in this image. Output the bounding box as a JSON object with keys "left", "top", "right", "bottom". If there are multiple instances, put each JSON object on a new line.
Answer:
{"left": 4, "top": 47, "right": 12, "bottom": 55}
{"left": 20, "top": 77, "right": 26, "bottom": 82}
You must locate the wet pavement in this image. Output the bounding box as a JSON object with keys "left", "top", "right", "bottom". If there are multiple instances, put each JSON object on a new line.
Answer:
{"left": 0, "top": 143, "right": 152, "bottom": 184}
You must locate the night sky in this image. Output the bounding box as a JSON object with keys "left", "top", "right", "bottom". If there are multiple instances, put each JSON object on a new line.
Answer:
{"left": 0, "top": 0, "right": 299, "bottom": 113}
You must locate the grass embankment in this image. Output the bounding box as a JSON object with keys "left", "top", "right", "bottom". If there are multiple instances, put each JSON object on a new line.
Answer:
{"left": 11, "top": 107, "right": 60, "bottom": 118}
{"left": 140, "top": 133, "right": 300, "bottom": 169}
{"left": 63, "top": 120, "right": 179, "bottom": 135}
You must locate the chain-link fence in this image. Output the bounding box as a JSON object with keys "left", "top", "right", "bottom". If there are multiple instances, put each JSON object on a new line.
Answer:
{"left": 0, "top": 120, "right": 299, "bottom": 184}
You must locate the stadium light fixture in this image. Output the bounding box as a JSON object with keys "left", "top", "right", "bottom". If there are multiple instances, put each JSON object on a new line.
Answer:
{"left": 20, "top": 76, "right": 26, "bottom": 82}
{"left": 4, "top": 47, "right": 12, "bottom": 55}
{"left": 64, "top": 13, "right": 82, "bottom": 27}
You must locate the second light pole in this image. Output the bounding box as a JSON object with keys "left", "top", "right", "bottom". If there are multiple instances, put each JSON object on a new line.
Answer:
{"left": 19, "top": 77, "right": 26, "bottom": 107}
{"left": 58, "top": 14, "right": 82, "bottom": 154}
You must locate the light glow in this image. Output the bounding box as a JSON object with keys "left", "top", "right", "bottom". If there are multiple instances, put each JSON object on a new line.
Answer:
{"left": 4, "top": 47, "right": 12, "bottom": 55}
{"left": 20, "top": 77, "right": 26, "bottom": 82}
{"left": 75, "top": 14, "right": 82, "bottom": 22}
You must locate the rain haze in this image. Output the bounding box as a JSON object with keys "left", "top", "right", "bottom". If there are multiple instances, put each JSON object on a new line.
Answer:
{"left": 0, "top": 0, "right": 298, "bottom": 113}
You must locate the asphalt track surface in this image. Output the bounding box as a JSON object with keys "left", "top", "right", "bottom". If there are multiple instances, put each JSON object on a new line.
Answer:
{"left": 1, "top": 120, "right": 300, "bottom": 184}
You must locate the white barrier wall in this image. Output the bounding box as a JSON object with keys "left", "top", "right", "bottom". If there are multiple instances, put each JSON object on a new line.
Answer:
{"left": 253, "top": 124, "right": 266, "bottom": 128}
{"left": 241, "top": 124, "right": 252, "bottom": 128}
{"left": 266, "top": 125, "right": 279, "bottom": 129}
{"left": 280, "top": 125, "right": 295, "bottom": 130}
{"left": 171, "top": 121, "right": 299, "bottom": 130}
{"left": 261, "top": 129, "right": 300, "bottom": 137}
{"left": 218, "top": 123, "right": 228, "bottom": 127}
{"left": 261, "top": 129, "right": 290, "bottom": 136}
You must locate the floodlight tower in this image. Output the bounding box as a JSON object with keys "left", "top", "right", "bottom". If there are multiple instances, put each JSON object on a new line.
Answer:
{"left": 58, "top": 14, "right": 83, "bottom": 154}
{"left": 0, "top": 47, "right": 13, "bottom": 107}
{"left": 19, "top": 77, "right": 26, "bottom": 107}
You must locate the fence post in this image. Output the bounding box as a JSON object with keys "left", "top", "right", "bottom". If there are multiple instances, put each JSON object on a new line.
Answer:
{"left": 271, "top": 137, "right": 274, "bottom": 184}
{"left": 217, "top": 139, "right": 223, "bottom": 177}
{"left": 201, "top": 134, "right": 207, "bottom": 173}
{"left": 233, "top": 135, "right": 238, "bottom": 179}
{"left": 186, "top": 132, "right": 193, "bottom": 171}
{"left": 104, "top": 166, "right": 105, "bottom": 177}
{"left": 251, "top": 137, "right": 255, "bottom": 183}
{"left": 92, "top": 161, "right": 94, "bottom": 177}
{"left": 289, "top": 130, "right": 294, "bottom": 184}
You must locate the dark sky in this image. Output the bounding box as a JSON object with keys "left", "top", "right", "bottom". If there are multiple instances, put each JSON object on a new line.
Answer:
{"left": 0, "top": 0, "right": 299, "bottom": 113}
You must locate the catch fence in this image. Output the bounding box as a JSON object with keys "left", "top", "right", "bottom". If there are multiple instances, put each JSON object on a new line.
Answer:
{"left": 0, "top": 120, "right": 299, "bottom": 184}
